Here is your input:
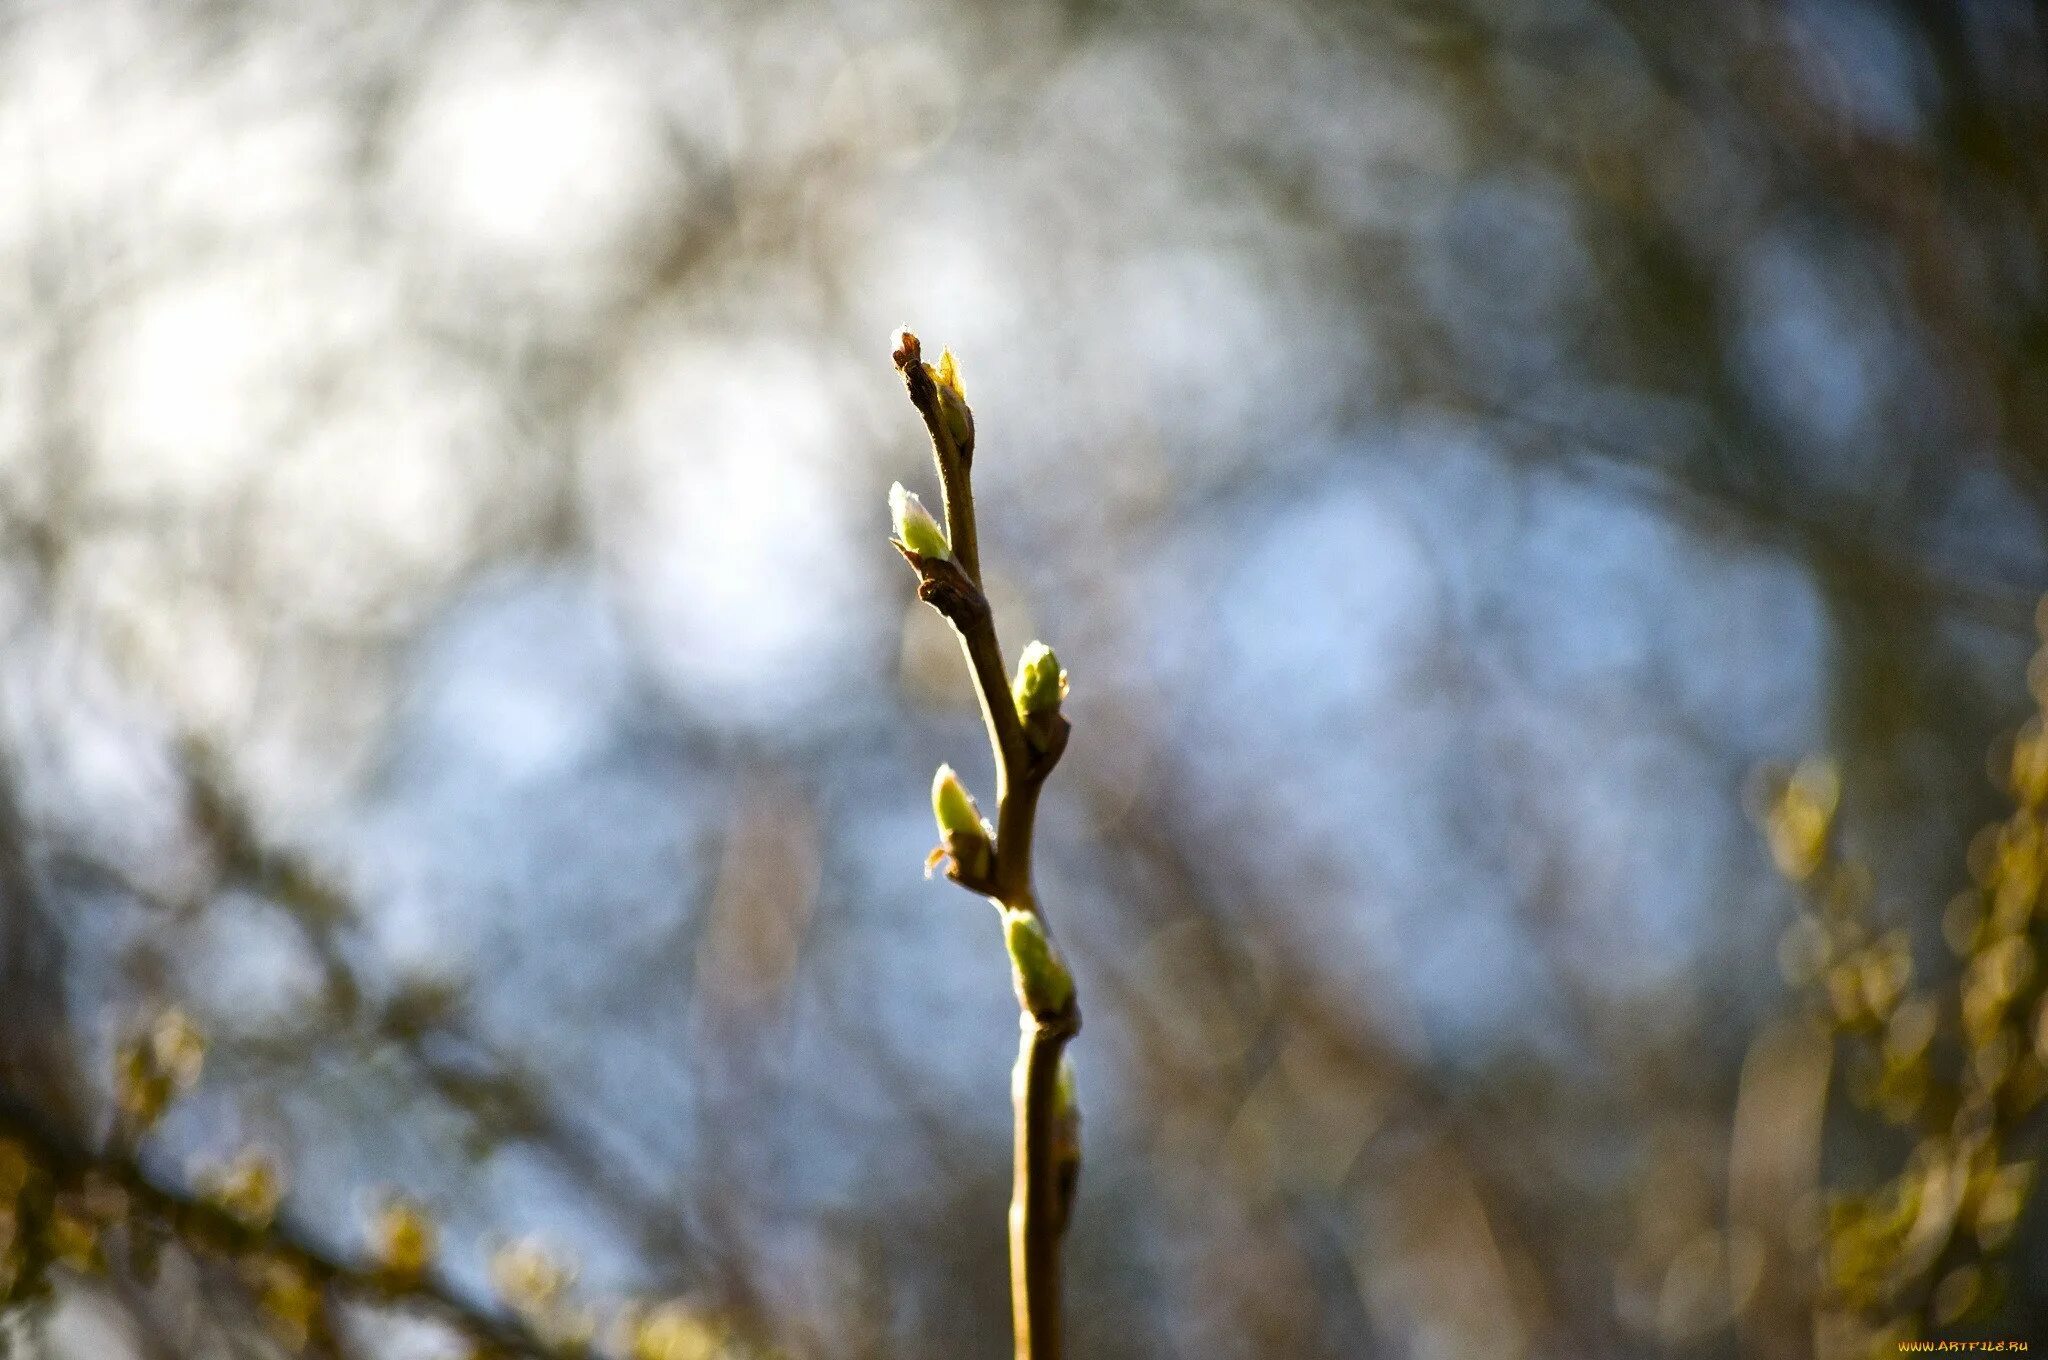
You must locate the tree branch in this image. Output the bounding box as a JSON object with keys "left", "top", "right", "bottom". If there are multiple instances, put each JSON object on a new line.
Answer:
{"left": 889, "top": 331, "right": 1081, "bottom": 1360}
{"left": 0, "top": 1090, "right": 576, "bottom": 1358}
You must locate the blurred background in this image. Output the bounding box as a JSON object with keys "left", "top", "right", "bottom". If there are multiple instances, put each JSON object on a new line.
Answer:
{"left": 2, "top": 0, "right": 2048, "bottom": 1355}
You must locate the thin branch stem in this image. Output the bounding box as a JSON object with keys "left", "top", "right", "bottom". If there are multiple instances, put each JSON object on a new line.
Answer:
{"left": 1011, "top": 1004, "right": 1077, "bottom": 1360}
{"left": 891, "top": 332, "right": 1080, "bottom": 1360}
{"left": 960, "top": 601, "right": 1030, "bottom": 836}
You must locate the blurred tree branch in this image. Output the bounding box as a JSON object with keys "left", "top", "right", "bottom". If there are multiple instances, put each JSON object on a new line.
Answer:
{"left": 0, "top": 733, "right": 767, "bottom": 1357}
{"left": 0, "top": 1089, "right": 576, "bottom": 1359}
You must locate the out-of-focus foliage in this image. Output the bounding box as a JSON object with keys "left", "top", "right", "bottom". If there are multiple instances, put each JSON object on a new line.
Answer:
{"left": 1762, "top": 609, "right": 2048, "bottom": 1355}
{"left": 1755, "top": 598, "right": 2048, "bottom": 1358}
{"left": 3, "top": 0, "right": 2048, "bottom": 1356}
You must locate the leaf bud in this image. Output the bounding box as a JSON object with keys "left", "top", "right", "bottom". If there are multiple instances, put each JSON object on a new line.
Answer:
{"left": 929, "top": 349, "right": 974, "bottom": 453}
{"left": 1012, "top": 641, "right": 1067, "bottom": 721}
{"left": 930, "top": 765, "right": 994, "bottom": 883}
{"left": 889, "top": 482, "right": 951, "bottom": 559}
{"left": 1004, "top": 910, "right": 1075, "bottom": 1016}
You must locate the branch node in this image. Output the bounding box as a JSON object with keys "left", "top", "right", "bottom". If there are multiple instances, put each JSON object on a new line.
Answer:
{"left": 903, "top": 552, "right": 992, "bottom": 630}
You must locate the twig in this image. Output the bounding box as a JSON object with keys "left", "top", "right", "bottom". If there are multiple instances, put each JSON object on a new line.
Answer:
{"left": 887, "top": 331, "right": 1081, "bottom": 1360}
{"left": 0, "top": 1089, "right": 576, "bottom": 1359}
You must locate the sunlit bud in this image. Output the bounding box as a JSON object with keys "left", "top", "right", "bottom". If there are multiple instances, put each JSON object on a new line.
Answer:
{"left": 630, "top": 1302, "right": 724, "bottom": 1360}
{"left": 114, "top": 1045, "right": 168, "bottom": 1131}
{"left": 929, "top": 765, "right": 993, "bottom": 883}
{"left": 932, "top": 765, "right": 983, "bottom": 840}
{"left": 892, "top": 328, "right": 921, "bottom": 368}
{"left": 890, "top": 482, "right": 950, "bottom": 559}
{"left": 929, "top": 350, "right": 974, "bottom": 452}
{"left": 1765, "top": 757, "right": 1838, "bottom": 882}
{"left": 1012, "top": 642, "right": 1067, "bottom": 720}
{"left": 492, "top": 1237, "right": 574, "bottom": 1317}
{"left": 115, "top": 1009, "right": 208, "bottom": 1134}
{"left": 370, "top": 1197, "right": 436, "bottom": 1282}
{"left": 255, "top": 1256, "right": 321, "bottom": 1350}
{"left": 209, "top": 1150, "right": 284, "bottom": 1229}
{"left": 1005, "top": 911, "right": 1075, "bottom": 1016}
{"left": 151, "top": 1010, "right": 207, "bottom": 1093}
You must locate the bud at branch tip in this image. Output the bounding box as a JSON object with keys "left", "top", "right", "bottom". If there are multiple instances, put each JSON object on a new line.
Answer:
{"left": 927, "top": 349, "right": 973, "bottom": 451}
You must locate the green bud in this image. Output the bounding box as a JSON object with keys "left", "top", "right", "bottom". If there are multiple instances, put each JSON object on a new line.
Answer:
{"left": 890, "top": 482, "right": 950, "bottom": 559}
{"left": 929, "top": 350, "right": 973, "bottom": 453}
{"left": 929, "top": 764, "right": 994, "bottom": 883}
{"left": 1011, "top": 641, "right": 1067, "bottom": 721}
{"left": 931, "top": 764, "right": 984, "bottom": 840}
{"left": 1004, "top": 910, "right": 1074, "bottom": 1016}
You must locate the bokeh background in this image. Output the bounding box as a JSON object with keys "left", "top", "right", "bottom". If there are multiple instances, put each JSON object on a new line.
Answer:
{"left": 3, "top": 0, "right": 2048, "bottom": 1355}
